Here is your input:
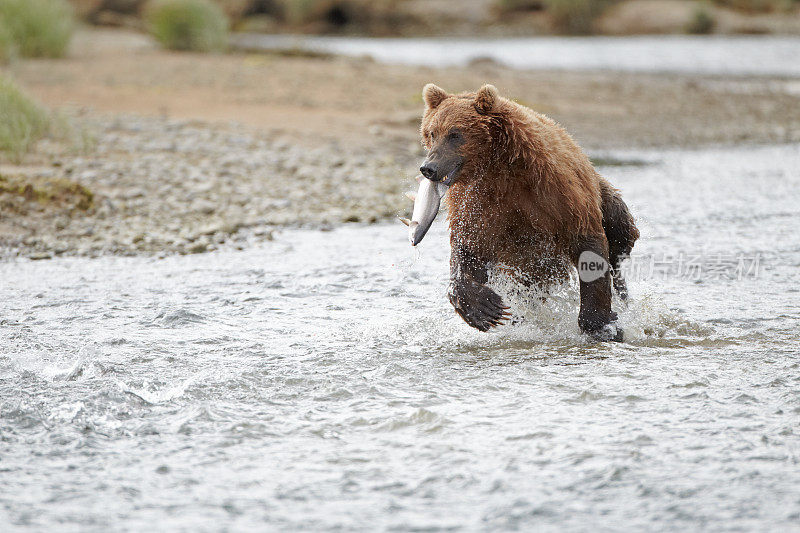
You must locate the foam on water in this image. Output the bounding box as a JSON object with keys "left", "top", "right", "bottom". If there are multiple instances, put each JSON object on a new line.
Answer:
{"left": 1, "top": 144, "right": 799, "bottom": 531}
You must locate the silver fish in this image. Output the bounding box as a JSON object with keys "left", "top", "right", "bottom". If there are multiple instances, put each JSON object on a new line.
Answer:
{"left": 404, "top": 177, "right": 448, "bottom": 246}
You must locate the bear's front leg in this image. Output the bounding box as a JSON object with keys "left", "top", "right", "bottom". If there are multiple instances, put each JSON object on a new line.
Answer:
{"left": 448, "top": 246, "right": 510, "bottom": 332}
{"left": 574, "top": 235, "right": 623, "bottom": 342}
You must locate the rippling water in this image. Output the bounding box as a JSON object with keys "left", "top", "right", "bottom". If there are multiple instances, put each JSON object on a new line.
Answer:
{"left": 231, "top": 34, "right": 800, "bottom": 77}
{"left": 2, "top": 145, "right": 800, "bottom": 530}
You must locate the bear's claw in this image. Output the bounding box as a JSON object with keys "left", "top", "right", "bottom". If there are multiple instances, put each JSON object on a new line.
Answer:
{"left": 586, "top": 323, "right": 624, "bottom": 343}
{"left": 448, "top": 277, "right": 510, "bottom": 332}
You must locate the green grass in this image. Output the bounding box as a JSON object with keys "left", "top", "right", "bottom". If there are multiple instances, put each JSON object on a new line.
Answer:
{"left": 0, "top": 0, "right": 75, "bottom": 58}
{"left": 283, "top": 0, "right": 323, "bottom": 24}
{"left": 687, "top": 4, "right": 716, "bottom": 34}
{"left": 0, "top": 17, "right": 16, "bottom": 64}
{"left": 145, "top": 0, "right": 229, "bottom": 52}
{"left": 0, "top": 75, "right": 51, "bottom": 161}
{"left": 0, "top": 174, "right": 94, "bottom": 211}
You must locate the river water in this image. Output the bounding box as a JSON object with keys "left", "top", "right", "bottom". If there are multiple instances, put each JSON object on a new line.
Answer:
{"left": 2, "top": 144, "right": 799, "bottom": 531}
{"left": 231, "top": 34, "right": 800, "bottom": 77}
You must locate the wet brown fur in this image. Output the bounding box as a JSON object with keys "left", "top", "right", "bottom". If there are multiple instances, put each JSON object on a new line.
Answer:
{"left": 421, "top": 83, "right": 632, "bottom": 286}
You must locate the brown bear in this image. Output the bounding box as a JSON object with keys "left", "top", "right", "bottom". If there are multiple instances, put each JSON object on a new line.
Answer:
{"left": 417, "top": 83, "right": 639, "bottom": 341}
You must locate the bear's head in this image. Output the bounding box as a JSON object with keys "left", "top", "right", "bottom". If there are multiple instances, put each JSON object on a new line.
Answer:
{"left": 418, "top": 83, "right": 505, "bottom": 186}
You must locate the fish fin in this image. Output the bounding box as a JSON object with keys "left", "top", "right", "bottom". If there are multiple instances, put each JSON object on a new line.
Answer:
{"left": 404, "top": 191, "right": 416, "bottom": 202}
{"left": 398, "top": 217, "right": 411, "bottom": 226}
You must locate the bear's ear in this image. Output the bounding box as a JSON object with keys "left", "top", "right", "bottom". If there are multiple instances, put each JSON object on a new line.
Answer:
{"left": 474, "top": 84, "right": 498, "bottom": 115}
{"left": 423, "top": 83, "right": 448, "bottom": 110}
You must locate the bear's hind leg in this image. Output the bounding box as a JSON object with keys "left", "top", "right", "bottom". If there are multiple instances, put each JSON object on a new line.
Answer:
{"left": 574, "top": 235, "right": 623, "bottom": 342}
{"left": 600, "top": 178, "right": 639, "bottom": 301}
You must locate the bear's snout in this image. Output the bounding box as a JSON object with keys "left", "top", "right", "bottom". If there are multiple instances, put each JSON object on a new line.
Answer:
{"left": 420, "top": 161, "right": 438, "bottom": 180}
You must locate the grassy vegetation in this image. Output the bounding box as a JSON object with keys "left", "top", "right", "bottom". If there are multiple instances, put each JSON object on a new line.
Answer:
{"left": 145, "top": 0, "right": 229, "bottom": 52}
{"left": 0, "top": 173, "right": 94, "bottom": 213}
{"left": 282, "top": 0, "right": 322, "bottom": 24}
{"left": 0, "top": 75, "right": 51, "bottom": 161}
{"left": 687, "top": 3, "right": 716, "bottom": 34}
{"left": 0, "top": 0, "right": 75, "bottom": 58}
{"left": 0, "top": 18, "right": 16, "bottom": 64}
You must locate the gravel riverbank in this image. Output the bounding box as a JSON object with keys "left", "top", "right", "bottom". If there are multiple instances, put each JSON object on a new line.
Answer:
{"left": 0, "top": 114, "right": 417, "bottom": 259}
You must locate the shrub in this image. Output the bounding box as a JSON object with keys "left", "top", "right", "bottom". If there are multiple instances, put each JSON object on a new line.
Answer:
{"left": 0, "top": 0, "right": 75, "bottom": 58}
{"left": 0, "top": 18, "right": 17, "bottom": 64}
{"left": 544, "top": 0, "right": 610, "bottom": 34}
{"left": 687, "top": 4, "right": 716, "bottom": 34}
{"left": 283, "top": 0, "right": 323, "bottom": 24}
{"left": 145, "top": 0, "right": 229, "bottom": 52}
{"left": 0, "top": 75, "right": 51, "bottom": 161}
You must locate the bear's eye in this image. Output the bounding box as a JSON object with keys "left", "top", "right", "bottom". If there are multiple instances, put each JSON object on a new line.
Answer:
{"left": 447, "top": 131, "right": 461, "bottom": 142}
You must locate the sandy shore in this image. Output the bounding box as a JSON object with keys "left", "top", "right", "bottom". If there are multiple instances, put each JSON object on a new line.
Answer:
{"left": 2, "top": 28, "right": 800, "bottom": 259}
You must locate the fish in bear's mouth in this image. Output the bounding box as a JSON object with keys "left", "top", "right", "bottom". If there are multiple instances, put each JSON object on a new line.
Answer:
{"left": 399, "top": 174, "right": 450, "bottom": 246}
